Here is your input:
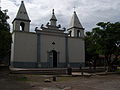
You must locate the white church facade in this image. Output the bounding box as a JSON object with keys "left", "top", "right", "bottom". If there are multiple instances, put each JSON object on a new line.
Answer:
{"left": 11, "top": 1, "right": 85, "bottom": 68}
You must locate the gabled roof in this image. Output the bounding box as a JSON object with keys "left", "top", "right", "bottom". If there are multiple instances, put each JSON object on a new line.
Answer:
{"left": 69, "top": 11, "right": 83, "bottom": 28}
{"left": 15, "top": 1, "right": 30, "bottom": 21}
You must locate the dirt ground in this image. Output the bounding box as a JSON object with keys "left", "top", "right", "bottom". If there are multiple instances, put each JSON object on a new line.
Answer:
{"left": 0, "top": 73, "right": 120, "bottom": 90}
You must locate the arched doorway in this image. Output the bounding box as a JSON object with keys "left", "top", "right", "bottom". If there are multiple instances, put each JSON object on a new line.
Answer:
{"left": 52, "top": 50, "right": 57, "bottom": 68}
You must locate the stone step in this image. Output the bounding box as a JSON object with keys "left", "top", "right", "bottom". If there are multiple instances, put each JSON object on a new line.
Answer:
{"left": 10, "top": 68, "right": 67, "bottom": 75}
{"left": 10, "top": 67, "right": 105, "bottom": 75}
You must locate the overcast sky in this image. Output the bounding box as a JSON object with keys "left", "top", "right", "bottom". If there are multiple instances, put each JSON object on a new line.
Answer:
{"left": 1, "top": 0, "right": 120, "bottom": 32}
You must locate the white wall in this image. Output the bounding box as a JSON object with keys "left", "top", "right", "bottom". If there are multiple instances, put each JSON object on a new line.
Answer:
{"left": 11, "top": 31, "right": 37, "bottom": 62}
{"left": 11, "top": 33, "right": 15, "bottom": 62}
{"left": 40, "top": 34, "right": 66, "bottom": 63}
{"left": 11, "top": 31, "right": 85, "bottom": 67}
{"left": 68, "top": 37, "right": 85, "bottom": 63}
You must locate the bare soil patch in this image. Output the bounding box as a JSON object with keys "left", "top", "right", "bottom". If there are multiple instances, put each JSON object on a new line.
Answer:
{"left": 0, "top": 73, "right": 120, "bottom": 90}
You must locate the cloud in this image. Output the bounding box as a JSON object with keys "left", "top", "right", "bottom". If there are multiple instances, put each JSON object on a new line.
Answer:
{"left": 1, "top": 0, "right": 120, "bottom": 32}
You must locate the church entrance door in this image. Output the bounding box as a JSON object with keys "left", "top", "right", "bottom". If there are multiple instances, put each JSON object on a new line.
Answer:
{"left": 52, "top": 50, "right": 57, "bottom": 68}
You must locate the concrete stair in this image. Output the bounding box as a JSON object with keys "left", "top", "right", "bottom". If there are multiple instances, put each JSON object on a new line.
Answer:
{"left": 10, "top": 67, "right": 105, "bottom": 75}
{"left": 10, "top": 68, "right": 67, "bottom": 75}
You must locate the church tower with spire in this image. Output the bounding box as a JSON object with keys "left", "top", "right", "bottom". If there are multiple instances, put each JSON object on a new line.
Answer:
{"left": 68, "top": 11, "right": 84, "bottom": 38}
{"left": 12, "top": 1, "right": 31, "bottom": 32}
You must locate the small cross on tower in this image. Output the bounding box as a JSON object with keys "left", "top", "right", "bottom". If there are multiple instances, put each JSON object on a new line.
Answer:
{"left": 0, "top": 0, "right": 1, "bottom": 10}
{"left": 52, "top": 9, "right": 54, "bottom": 15}
{"left": 73, "top": 6, "right": 76, "bottom": 11}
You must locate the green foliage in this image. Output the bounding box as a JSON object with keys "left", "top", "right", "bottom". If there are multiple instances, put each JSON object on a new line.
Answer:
{"left": 0, "top": 30, "right": 12, "bottom": 58}
{"left": 0, "top": 10, "right": 10, "bottom": 31}
{"left": 85, "top": 22, "right": 120, "bottom": 67}
{"left": 0, "top": 9, "right": 12, "bottom": 64}
{"left": 16, "top": 77, "right": 28, "bottom": 81}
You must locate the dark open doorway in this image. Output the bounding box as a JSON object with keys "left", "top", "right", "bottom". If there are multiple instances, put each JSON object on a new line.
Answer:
{"left": 52, "top": 50, "right": 57, "bottom": 68}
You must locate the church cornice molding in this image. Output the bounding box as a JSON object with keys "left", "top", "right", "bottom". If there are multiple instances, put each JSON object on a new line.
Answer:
{"left": 68, "top": 36, "right": 85, "bottom": 40}
{"left": 12, "top": 30, "right": 36, "bottom": 34}
{"left": 36, "top": 30, "right": 68, "bottom": 37}
{"left": 67, "top": 27, "right": 84, "bottom": 30}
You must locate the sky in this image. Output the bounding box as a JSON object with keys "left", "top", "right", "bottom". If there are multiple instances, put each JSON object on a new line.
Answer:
{"left": 1, "top": 0, "right": 120, "bottom": 32}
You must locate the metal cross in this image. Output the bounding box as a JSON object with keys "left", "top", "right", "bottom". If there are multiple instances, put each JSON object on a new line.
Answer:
{"left": 0, "top": 0, "right": 1, "bottom": 10}
{"left": 73, "top": 6, "right": 76, "bottom": 11}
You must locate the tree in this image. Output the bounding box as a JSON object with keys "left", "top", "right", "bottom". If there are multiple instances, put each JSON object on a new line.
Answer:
{"left": 85, "top": 31, "right": 99, "bottom": 69}
{"left": 0, "top": 9, "right": 12, "bottom": 66}
{"left": 85, "top": 22, "right": 120, "bottom": 71}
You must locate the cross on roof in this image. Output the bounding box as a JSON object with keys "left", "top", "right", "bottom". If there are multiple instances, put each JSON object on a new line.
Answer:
{"left": 73, "top": 6, "right": 76, "bottom": 11}
{"left": 0, "top": 0, "right": 1, "bottom": 10}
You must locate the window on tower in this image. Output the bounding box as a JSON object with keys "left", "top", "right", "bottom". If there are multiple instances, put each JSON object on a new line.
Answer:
{"left": 20, "top": 22, "right": 25, "bottom": 31}
{"left": 77, "top": 30, "right": 81, "bottom": 37}
{"left": 69, "top": 31, "right": 72, "bottom": 37}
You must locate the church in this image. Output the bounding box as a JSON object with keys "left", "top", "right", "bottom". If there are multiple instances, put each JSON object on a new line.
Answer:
{"left": 11, "top": 1, "right": 85, "bottom": 68}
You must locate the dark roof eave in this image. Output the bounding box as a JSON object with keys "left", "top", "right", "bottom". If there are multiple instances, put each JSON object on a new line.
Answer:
{"left": 12, "top": 18, "right": 31, "bottom": 23}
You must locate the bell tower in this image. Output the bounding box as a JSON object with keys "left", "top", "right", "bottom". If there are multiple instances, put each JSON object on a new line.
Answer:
{"left": 12, "top": 1, "right": 31, "bottom": 32}
{"left": 68, "top": 11, "right": 84, "bottom": 38}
